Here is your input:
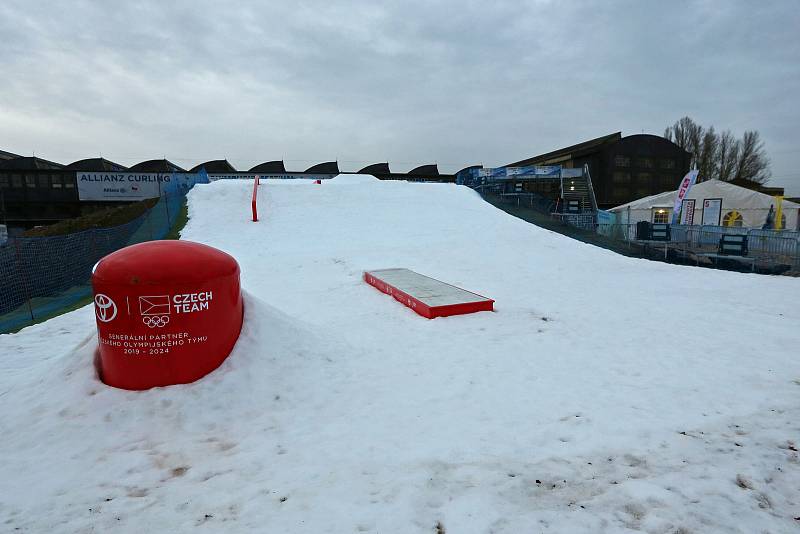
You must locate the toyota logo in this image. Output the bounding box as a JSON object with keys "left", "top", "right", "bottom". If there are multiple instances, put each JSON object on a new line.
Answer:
{"left": 94, "top": 294, "right": 118, "bottom": 323}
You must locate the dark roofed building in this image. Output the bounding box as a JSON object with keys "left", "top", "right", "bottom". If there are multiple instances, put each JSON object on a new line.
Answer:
{"left": 129, "top": 159, "right": 186, "bottom": 173}
{"left": 305, "top": 161, "right": 339, "bottom": 174}
{"left": 509, "top": 132, "right": 622, "bottom": 168}
{"left": 408, "top": 164, "right": 439, "bottom": 176}
{"left": 402, "top": 164, "right": 454, "bottom": 183}
{"left": 358, "top": 163, "right": 391, "bottom": 175}
{"left": 66, "top": 158, "right": 128, "bottom": 172}
{"left": 0, "top": 156, "right": 65, "bottom": 170}
{"left": 508, "top": 133, "right": 691, "bottom": 209}
{"left": 0, "top": 149, "right": 21, "bottom": 161}
{"left": 249, "top": 161, "right": 286, "bottom": 173}
{"left": 352, "top": 162, "right": 455, "bottom": 183}
{"left": 455, "top": 165, "right": 482, "bottom": 176}
{"left": 0, "top": 157, "right": 78, "bottom": 227}
{"left": 189, "top": 159, "right": 237, "bottom": 173}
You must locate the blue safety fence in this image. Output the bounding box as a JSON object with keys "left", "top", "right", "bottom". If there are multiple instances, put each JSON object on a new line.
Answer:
{"left": 0, "top": 175, "right": 206, "bottom": 333}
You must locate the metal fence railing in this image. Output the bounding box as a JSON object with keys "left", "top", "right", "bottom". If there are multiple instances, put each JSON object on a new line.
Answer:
{"left": 494, "top": 191, "right": 558, "bottom": 213}
{"left": 552, "top": 213, "right": 596, "bottom": 230}
{"left": 597, "top": 223, "right": 800, "bottom": 271}
{"left": 0, "top": 190, "right": 188, "bottom": 333}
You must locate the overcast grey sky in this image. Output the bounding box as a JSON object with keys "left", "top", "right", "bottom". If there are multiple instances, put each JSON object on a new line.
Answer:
{"left": 1, "top": 1, "right": 798, "bottom": 193}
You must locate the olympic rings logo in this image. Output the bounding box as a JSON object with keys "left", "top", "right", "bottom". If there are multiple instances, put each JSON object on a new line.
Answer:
{"left": 142, "top": 315, "right": 170, "bottom": 328}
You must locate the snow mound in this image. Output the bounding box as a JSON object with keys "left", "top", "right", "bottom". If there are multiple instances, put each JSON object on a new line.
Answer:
{"left": 2, "top": 178, "right": 799, "bottom": 532}
{"left": 328, "top": 173, "right": 380, "bottom": 184}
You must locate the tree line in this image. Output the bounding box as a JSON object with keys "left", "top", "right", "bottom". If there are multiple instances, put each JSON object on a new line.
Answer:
{"left": 664, "top": 116, "right": 770, "bottom": 184}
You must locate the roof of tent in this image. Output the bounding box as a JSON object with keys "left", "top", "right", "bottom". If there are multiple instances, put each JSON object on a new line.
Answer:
{"left": 609, "top": 179, "right": 800, "bottom": 213}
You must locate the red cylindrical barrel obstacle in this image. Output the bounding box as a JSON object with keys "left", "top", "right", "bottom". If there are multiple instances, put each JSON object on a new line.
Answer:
{"left": 92, "top": 240, "right": 243, "bottom": 390}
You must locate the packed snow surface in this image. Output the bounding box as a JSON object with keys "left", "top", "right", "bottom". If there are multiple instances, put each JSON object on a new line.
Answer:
{"left": 2, "top": 178, "right": 800, "bottom": 533}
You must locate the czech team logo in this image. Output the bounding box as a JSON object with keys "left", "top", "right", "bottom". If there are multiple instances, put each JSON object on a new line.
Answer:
{"left": 139, "top": 295, "right": 171, "bottom": 328}
{"left": 94, "top": 294, "right": 117, "bottom": 323}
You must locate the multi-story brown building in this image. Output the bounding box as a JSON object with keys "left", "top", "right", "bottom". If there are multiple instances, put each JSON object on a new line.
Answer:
{"left": 507, "top": 132, "right": 692, "bottom": 209}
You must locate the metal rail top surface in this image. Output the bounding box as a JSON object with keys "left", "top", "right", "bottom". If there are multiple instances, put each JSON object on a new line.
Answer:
{"left": 366, "top": 268, "right": 492, "bottom": 307}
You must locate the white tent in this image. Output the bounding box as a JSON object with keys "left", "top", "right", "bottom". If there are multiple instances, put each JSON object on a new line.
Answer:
{"left": 610, "top": 179, "right": 800, "bottom": 230}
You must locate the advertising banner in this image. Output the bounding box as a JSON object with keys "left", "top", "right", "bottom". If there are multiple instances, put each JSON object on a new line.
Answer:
{"left": 476, "top": 166, "right": 561, "bottom": 180}
{"left": 208, "top": 173, "right": 337, "bottom": 181}
{"left": 596, "top": 210, "right": 616, "bottom": 225}
{"left": 701, "top": 198, "right": 722, "bottom": 225}
{"left": 78, "top": 172, "right": 172, "bottom": 201}
{"left": 77, "top": 172, "right": 209, "bottom": 201}
{"left": 672, "top": 170, "right": 699, "bottom": 223}
{"left": 680, "top": 199, "right": 696, "bottom": 225}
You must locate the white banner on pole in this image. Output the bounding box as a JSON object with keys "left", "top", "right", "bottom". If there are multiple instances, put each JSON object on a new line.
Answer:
{"left": 672, "top": 170, "right": 700, "bottom": 223}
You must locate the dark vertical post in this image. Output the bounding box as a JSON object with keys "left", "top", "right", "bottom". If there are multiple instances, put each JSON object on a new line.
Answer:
{"left": 160, "top": 176, "right": 171, "bottom": 231}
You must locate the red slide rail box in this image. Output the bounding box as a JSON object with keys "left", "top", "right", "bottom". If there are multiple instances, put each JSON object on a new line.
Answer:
{"left": 364, "top": 268, "right": 494, "bottom": 319}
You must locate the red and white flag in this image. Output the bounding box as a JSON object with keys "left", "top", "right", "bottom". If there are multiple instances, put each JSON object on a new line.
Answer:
{"left": 672, "top": 170, "right": 699, "bottom": 223}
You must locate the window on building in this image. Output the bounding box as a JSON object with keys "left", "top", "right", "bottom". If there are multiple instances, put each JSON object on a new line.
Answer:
{"left": 637, "top": 172, "right": 652, "bottom": 183}
{"left": 652, "top": 208, "right": 670, "bottom": 224}
{"left": 636, "top": 157, "right": 654, "bottom": 168}
{"left": 722, "top": 211, "right": 743, "bottom": 227}
{"left": 0, "top": 175, "right": 8, "bottom": 189}
{"left": 636, "top": 188, "right": 650, "bottom": 198}
{"left": 38, "top": 174, "right": 49, "bottom": 188}
{"left": 64, "top": 176, "right": 75, "bottom": 188}
{"left": 612, "top": 171, "right": 631, "bottom": 183}
{"left": 660, "top": 159, "right": 676, "bottom": 169}
{"left": 25, "top": 175, "right": 36, "bottom": 188}
{"left": 660, "top": 174, "right": 676, "bottom": 187}
{"left": 614, "top": 155, "right": 631, "bottom": 167}
{"left": 51, "top": 174, "right": 63, "bottom": 188}
{"left": 11, "top": 173, "right": 23, "bottom": 188}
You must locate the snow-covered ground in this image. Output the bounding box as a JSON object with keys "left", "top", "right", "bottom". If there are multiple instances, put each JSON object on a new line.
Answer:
{"left": 2, "top": 176, "right": 799, "bottom": 533}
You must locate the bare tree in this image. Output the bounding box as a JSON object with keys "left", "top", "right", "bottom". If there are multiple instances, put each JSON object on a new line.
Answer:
{"left": 697, "top": 126, "right": 719, "bottom": 181}
{"left": 664, "top": 117, "right": 771, "bottom": 183}
{"left": 733, "top": 131, "right": 771, "bottom": 184}
{"left": 716, "top": 130, "right": 740, "bottom": 182}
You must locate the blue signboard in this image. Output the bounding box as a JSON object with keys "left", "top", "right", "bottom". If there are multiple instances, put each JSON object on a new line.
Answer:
{"left": 596, "top": 210, "right": 616, "bottom": 225}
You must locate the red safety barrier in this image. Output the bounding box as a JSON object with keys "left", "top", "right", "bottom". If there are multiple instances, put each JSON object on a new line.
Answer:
{"left": 92, "top": 241, "right": 243, "bottom": 390}
{"left": 252, "top": 175, "right": 260, "bottom": 222}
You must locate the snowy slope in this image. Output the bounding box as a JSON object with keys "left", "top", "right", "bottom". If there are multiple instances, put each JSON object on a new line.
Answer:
{"left": 1, "top": 177, "right": 799, "bottom": 533}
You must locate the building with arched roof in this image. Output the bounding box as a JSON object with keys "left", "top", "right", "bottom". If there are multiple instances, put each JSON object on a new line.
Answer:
{"left": 408, "top": 164, "right": 439, "bottom": 176}
{"left": 0, "top": 156, "right": 65, "bottom": 171}
{"left": 66, "top": 158, "right": 128, "bottom": 172}
{"left": 508, "top": 132, "right": 691, "bottom": 209}
{"left": 358, "top": 163, "right": 391, "bottom": 175}
{"left": 403, "top": 164, "right": 451, "bottom": 182}
{"left": 189, "top": 160, "right": 237, "bottom": 173}
{"left": 0, "top": 157, "right": 78, "bottom": 226}
{"left": 248, "top": 161, "right": 286, "bottom": 173}
{"left": 129, "top": 159, "right": 186, "bottom": 173}
{"left": 305, "top": 162, "right": 339, "bottom": 174}
{"left": 0, "top": 149, "right": 21, "bottom": 161}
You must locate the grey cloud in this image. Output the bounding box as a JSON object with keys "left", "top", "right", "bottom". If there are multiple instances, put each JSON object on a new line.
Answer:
{"left": 0, "top": 0, "right": 798, "bottom": 190}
